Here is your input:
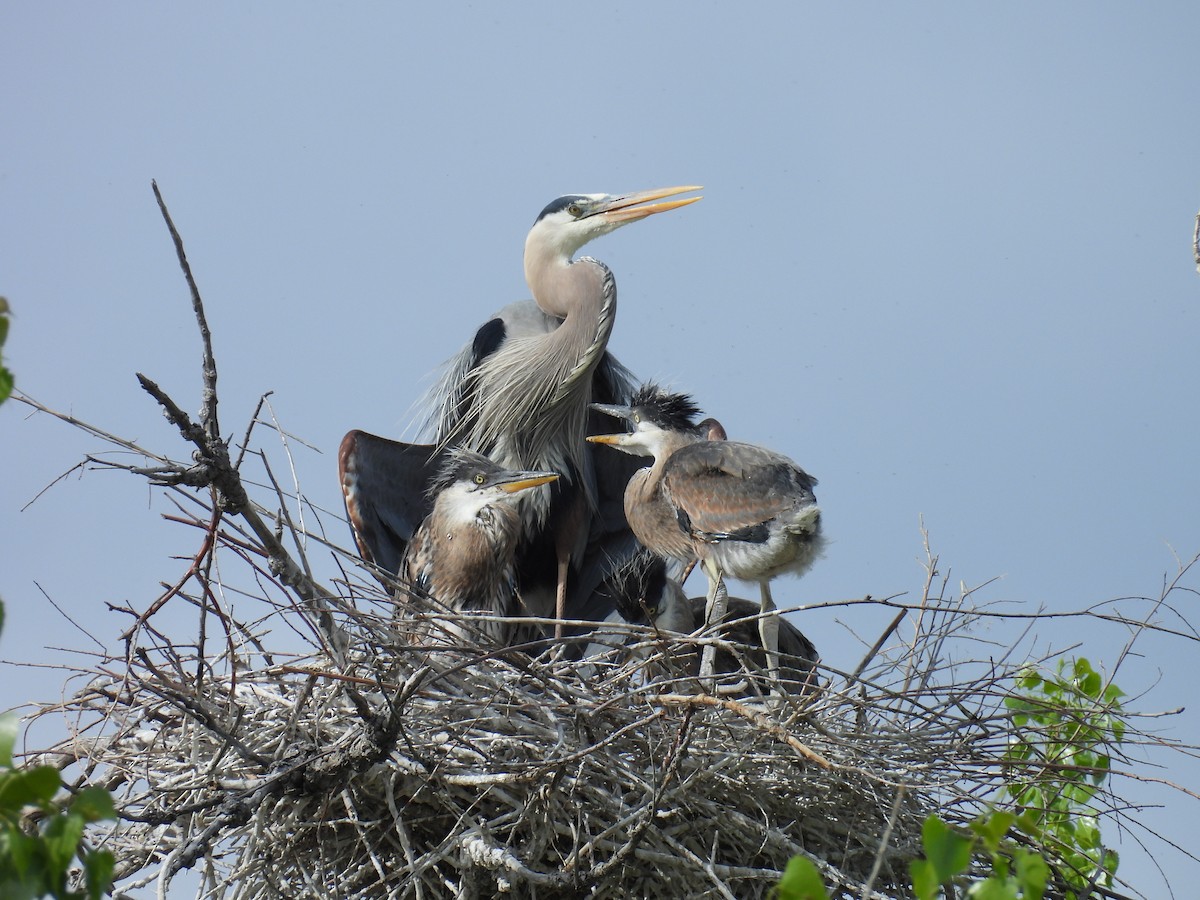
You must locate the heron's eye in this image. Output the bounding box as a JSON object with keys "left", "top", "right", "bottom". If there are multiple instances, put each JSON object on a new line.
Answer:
{"left": 567, "top": 203, "right": 583, "bottom": 218}
{"left": 473, "top": 473, "right": 486, "bottom": 485}
{"left": 632, "top": 413, "right": 641, "bottom": 424}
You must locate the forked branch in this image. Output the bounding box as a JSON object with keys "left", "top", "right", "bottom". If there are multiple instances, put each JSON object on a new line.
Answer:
{"left": 137, "top": 182, "right": 346, "bottom": 658}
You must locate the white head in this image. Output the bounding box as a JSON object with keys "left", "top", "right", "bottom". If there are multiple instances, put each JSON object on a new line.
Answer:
{"left": 430, "top": 449, "right": 559, "bottom": 526}
{"left": 586, "top": 383, "right": 706, "bottom": 462}
{"left": 523, "top": 186, "right": 702, "bottom": 298}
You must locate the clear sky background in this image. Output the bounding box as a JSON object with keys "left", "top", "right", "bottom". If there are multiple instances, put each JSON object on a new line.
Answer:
{"left": 3, "top": 4, "right": 1198, "bottom": 896}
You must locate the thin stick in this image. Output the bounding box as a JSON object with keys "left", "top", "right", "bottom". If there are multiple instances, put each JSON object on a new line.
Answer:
{"left": 151, "top": 178, "right": 219, "bottom": 443}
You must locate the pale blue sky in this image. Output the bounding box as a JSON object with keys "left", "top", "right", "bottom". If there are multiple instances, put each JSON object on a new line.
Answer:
{"left": 3, "top": 4, "right": 1198, "bottom": 895}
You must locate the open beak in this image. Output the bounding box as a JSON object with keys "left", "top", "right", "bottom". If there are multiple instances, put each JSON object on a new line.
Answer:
{"left": 496, "top": 472, "right": 559, "bottom": 494}
{"left": 589, "top": 402, "right": 635, "bottom": 446}
{"left": 590, "top": 402, "right": 635, "bottom": 421}
{"left": 591, "top": 185, "right": 702, "bottom": 224}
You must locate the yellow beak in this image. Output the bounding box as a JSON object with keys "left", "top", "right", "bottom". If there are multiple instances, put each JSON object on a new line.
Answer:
{"left": 595, "top": 185, "right": 703, "bottom": 224}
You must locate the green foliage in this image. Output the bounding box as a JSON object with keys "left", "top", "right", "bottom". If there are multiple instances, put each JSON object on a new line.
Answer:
{"left": 1003, "top": 657, "right": 1122, "bottom": 895}
{"left": 775, "top": 656, "right": 1127, "bottom": 899}
{"left": 772, "top": 855, "right": 829, "bottom": 900}
{"left": 774, "top": 810, "right": 1059, "bottom": 898}
{"left": 908, "top": 810, "right": 1048, "bottom": 900}
{"left": 0, "top": 599, "right": 116, "bottom": 899}
{"left": 0, "top": 296, "right": 12, "bottom": 406}
{"left": 910, "top": 815, "right": 973, "bottom": 898}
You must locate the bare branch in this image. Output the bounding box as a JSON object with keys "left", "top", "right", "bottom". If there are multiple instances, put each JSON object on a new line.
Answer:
{"left": 151, "top": 179, "right": 219, "bottom": 442}
{"left": 1194, "top": 211, "right": 1200, "bottom": 274}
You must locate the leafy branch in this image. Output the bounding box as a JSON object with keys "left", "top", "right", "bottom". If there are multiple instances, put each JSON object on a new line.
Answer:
{"left": 1, "top": 619, "right": 116, "bottom": 899}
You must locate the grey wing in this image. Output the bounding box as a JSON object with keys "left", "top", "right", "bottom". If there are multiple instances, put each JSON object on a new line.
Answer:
{"left": 663, "top": 441, "right": 817, "bottom": 540}
{"left": 423, "top": 298, "right": 639, "bottom": 449}
{"left": 420, "top": 298, "right": 644, "bottom": 627}
{"left": 422, "top": 300, "right": 561, "bottom": 445}
{"left": 338, "top": 431, "right": 445, "bottom": 580}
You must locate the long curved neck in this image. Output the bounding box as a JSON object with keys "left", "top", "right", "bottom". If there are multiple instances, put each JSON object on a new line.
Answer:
{"left": 625, "top": 460, "right": 684, "bottom": 561}
{"left": 454, "top": 252, "right": 616, "bottom": 523}
{"left": 542, "top": 258, "right": 615, "bottom": 406}
{"left": 624, "top": 434, "right": 704, "bottom": 563}
{"left": 495, "top": 253, "right": 616, "bottom": 477}
{"left": 525, "top": 238, "right": 583, "bottom": 317}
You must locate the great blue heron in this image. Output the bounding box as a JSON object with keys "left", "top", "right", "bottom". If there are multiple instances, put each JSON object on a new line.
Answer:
{"left": 588, "top": 384, "right": 825, "bottom": 692}
{"left": 341, "top": 187, "right": 702, "bottom": 642}
{"left": 608, "top": 551, "right": 821, "bottom": 699}
{"left": 399, "top": 448, "right": 557, "bottom": 646}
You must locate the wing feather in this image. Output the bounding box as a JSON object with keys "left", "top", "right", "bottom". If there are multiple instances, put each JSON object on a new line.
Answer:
{"left": 338, "top": 431, "right": 446, "bottom": 579}
{"left": 662, "top": 442, "right": 817, "bottom": 539}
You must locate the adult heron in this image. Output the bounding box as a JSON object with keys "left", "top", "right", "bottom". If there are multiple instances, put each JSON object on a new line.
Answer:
{"left": 399, "top": 448, "right": 558, "bottom": 646}
{"left": 341, "top": 187, "right": 702, "bottom": 640}
{"left": 588, "top": 384, "right": 825, "bottom": 692}
{"left": 609, "top": 552, "right": 821, "bottom": 699}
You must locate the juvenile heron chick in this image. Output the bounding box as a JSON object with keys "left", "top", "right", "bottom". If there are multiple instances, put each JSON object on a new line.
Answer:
{"left": 610, "top": 552, "right": 821, "bottom": 699}
{"left": 589, "top": 385, "right": 825, "bottom": 692}
{"left": 400, "top": 449, "right": 558, "bottom": 646}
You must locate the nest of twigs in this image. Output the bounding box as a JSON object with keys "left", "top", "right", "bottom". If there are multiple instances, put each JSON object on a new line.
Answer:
{"left": 27, "top": 497, "right": 1050, "bottom": 900}
{"left": 41, "top": 564, "right": 988, "bottom": 900}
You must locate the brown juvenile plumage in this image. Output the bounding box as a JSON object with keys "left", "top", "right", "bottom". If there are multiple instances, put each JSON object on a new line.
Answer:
{"left": 589, "top": 385, "right": 824, "bottom": 694}
{"left": 399, "top": 449, "right": 557, "bottom": 646}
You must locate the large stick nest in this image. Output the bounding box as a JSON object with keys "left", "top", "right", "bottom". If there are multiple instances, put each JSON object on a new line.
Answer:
{"left": 42, "top": 556, "right": 992, "bottom": 899}
{"left": 15, "top": 186, "right": 1189, "bottom": 899}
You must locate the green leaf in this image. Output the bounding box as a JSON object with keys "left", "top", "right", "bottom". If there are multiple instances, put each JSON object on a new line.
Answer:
{"left": 1063, "top": 783, "right": 1096, "bottom": 807}
{"left": 0, "top": 714, "right": 16, "bottom": 769}
{"left": 1109, "top": 716, "right": 1126, "bottom": 743}
{"left": 969, "top": 811, "right": 1015, "bottom": 852}
{"left": 71, "top": 787, "right": 116, "bottom": 823}
{"left": 921, "top": 815, "right": 974, "bottom": 881}
{"left": 84, "top": 849, "right": 116, "bottom": 900}
{"left": 909, "top": 858, "right": 939, "bottom": 900}
{"left": 1073, "top": 818, "right": 1101, "bottom": 850}
{"left": 1014, "top": 849, "right": 1049, "bottom": 899}
{"left": 0, "top": 826, "right": 37, "bottom": 878}
{"left": 43, "top": 811, "right": 86, "bottom": 874}
{"left": 0, "top": 872, "right": 42, "bottom": 900}
{"left": 967, "top": 874, "right": 1019, "bottom": 899}
{"left": 774, "top": 855, "right": 829, "bottom": 900}
{"left": 1016, "top": 785, "right": 1045, "bottom": 814}
{"left": 1015, "top": 810, "right": 1044, "bottom": 839}
{"left": 0, "top": 766, "right": 62, "bottom": 811}
{"left": 0, "top": 368, "right": 11, "bottom": 406}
